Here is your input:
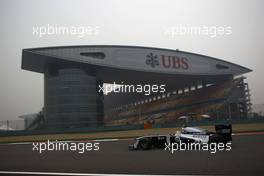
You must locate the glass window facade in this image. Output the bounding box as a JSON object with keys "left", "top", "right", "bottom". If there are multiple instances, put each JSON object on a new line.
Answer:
{"left": 44, "top": 68, "right": 103, "bottom": 129}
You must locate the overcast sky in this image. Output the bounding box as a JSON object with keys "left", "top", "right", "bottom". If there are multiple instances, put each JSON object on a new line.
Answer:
{"left": 0, "top": 0, "right": 263, "bottom": 121}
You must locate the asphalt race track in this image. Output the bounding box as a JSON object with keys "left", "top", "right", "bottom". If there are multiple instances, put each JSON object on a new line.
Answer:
{"left": 0, "top": 134, "right": 263, "bottom": 175}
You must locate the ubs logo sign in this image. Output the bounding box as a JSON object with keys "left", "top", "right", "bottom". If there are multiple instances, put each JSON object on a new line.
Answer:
{"left": 146, "top": 53, "right": 189, "bottom": 70}
{"left": 146, "top": 53, "right": 159, "bottom": 67}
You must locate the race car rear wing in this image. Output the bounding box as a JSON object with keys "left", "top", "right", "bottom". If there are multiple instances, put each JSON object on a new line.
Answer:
{"left": 215, "top": 124, "right": 232, "bottom": 135}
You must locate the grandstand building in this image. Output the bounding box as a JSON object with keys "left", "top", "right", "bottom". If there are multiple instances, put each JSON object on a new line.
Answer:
{"left": 22, "top": 46, "right": 252, "bottom": 129}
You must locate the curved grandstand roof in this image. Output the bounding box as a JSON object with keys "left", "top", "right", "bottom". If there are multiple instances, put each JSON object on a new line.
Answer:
{"left": 22, "top": 45, "right": 252, "bottom": 87}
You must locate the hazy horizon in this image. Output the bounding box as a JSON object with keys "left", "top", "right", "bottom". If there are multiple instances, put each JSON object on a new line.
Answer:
{"left": 0, "top": 0, "right": 263, "bottom": 121}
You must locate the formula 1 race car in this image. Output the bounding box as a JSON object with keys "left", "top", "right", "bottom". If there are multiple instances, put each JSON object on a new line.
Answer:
{"left": 128, "top": 124, "right": 232, "bottom": 150}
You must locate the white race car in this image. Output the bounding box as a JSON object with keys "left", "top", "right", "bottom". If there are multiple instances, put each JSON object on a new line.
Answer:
{"left": 129, "top": 124, "right": 232, "bottom": 150}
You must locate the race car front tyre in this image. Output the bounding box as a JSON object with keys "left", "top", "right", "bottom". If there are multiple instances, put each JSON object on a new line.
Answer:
{"left": 139, "top": 138, "right": 151, "bottom": 150}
